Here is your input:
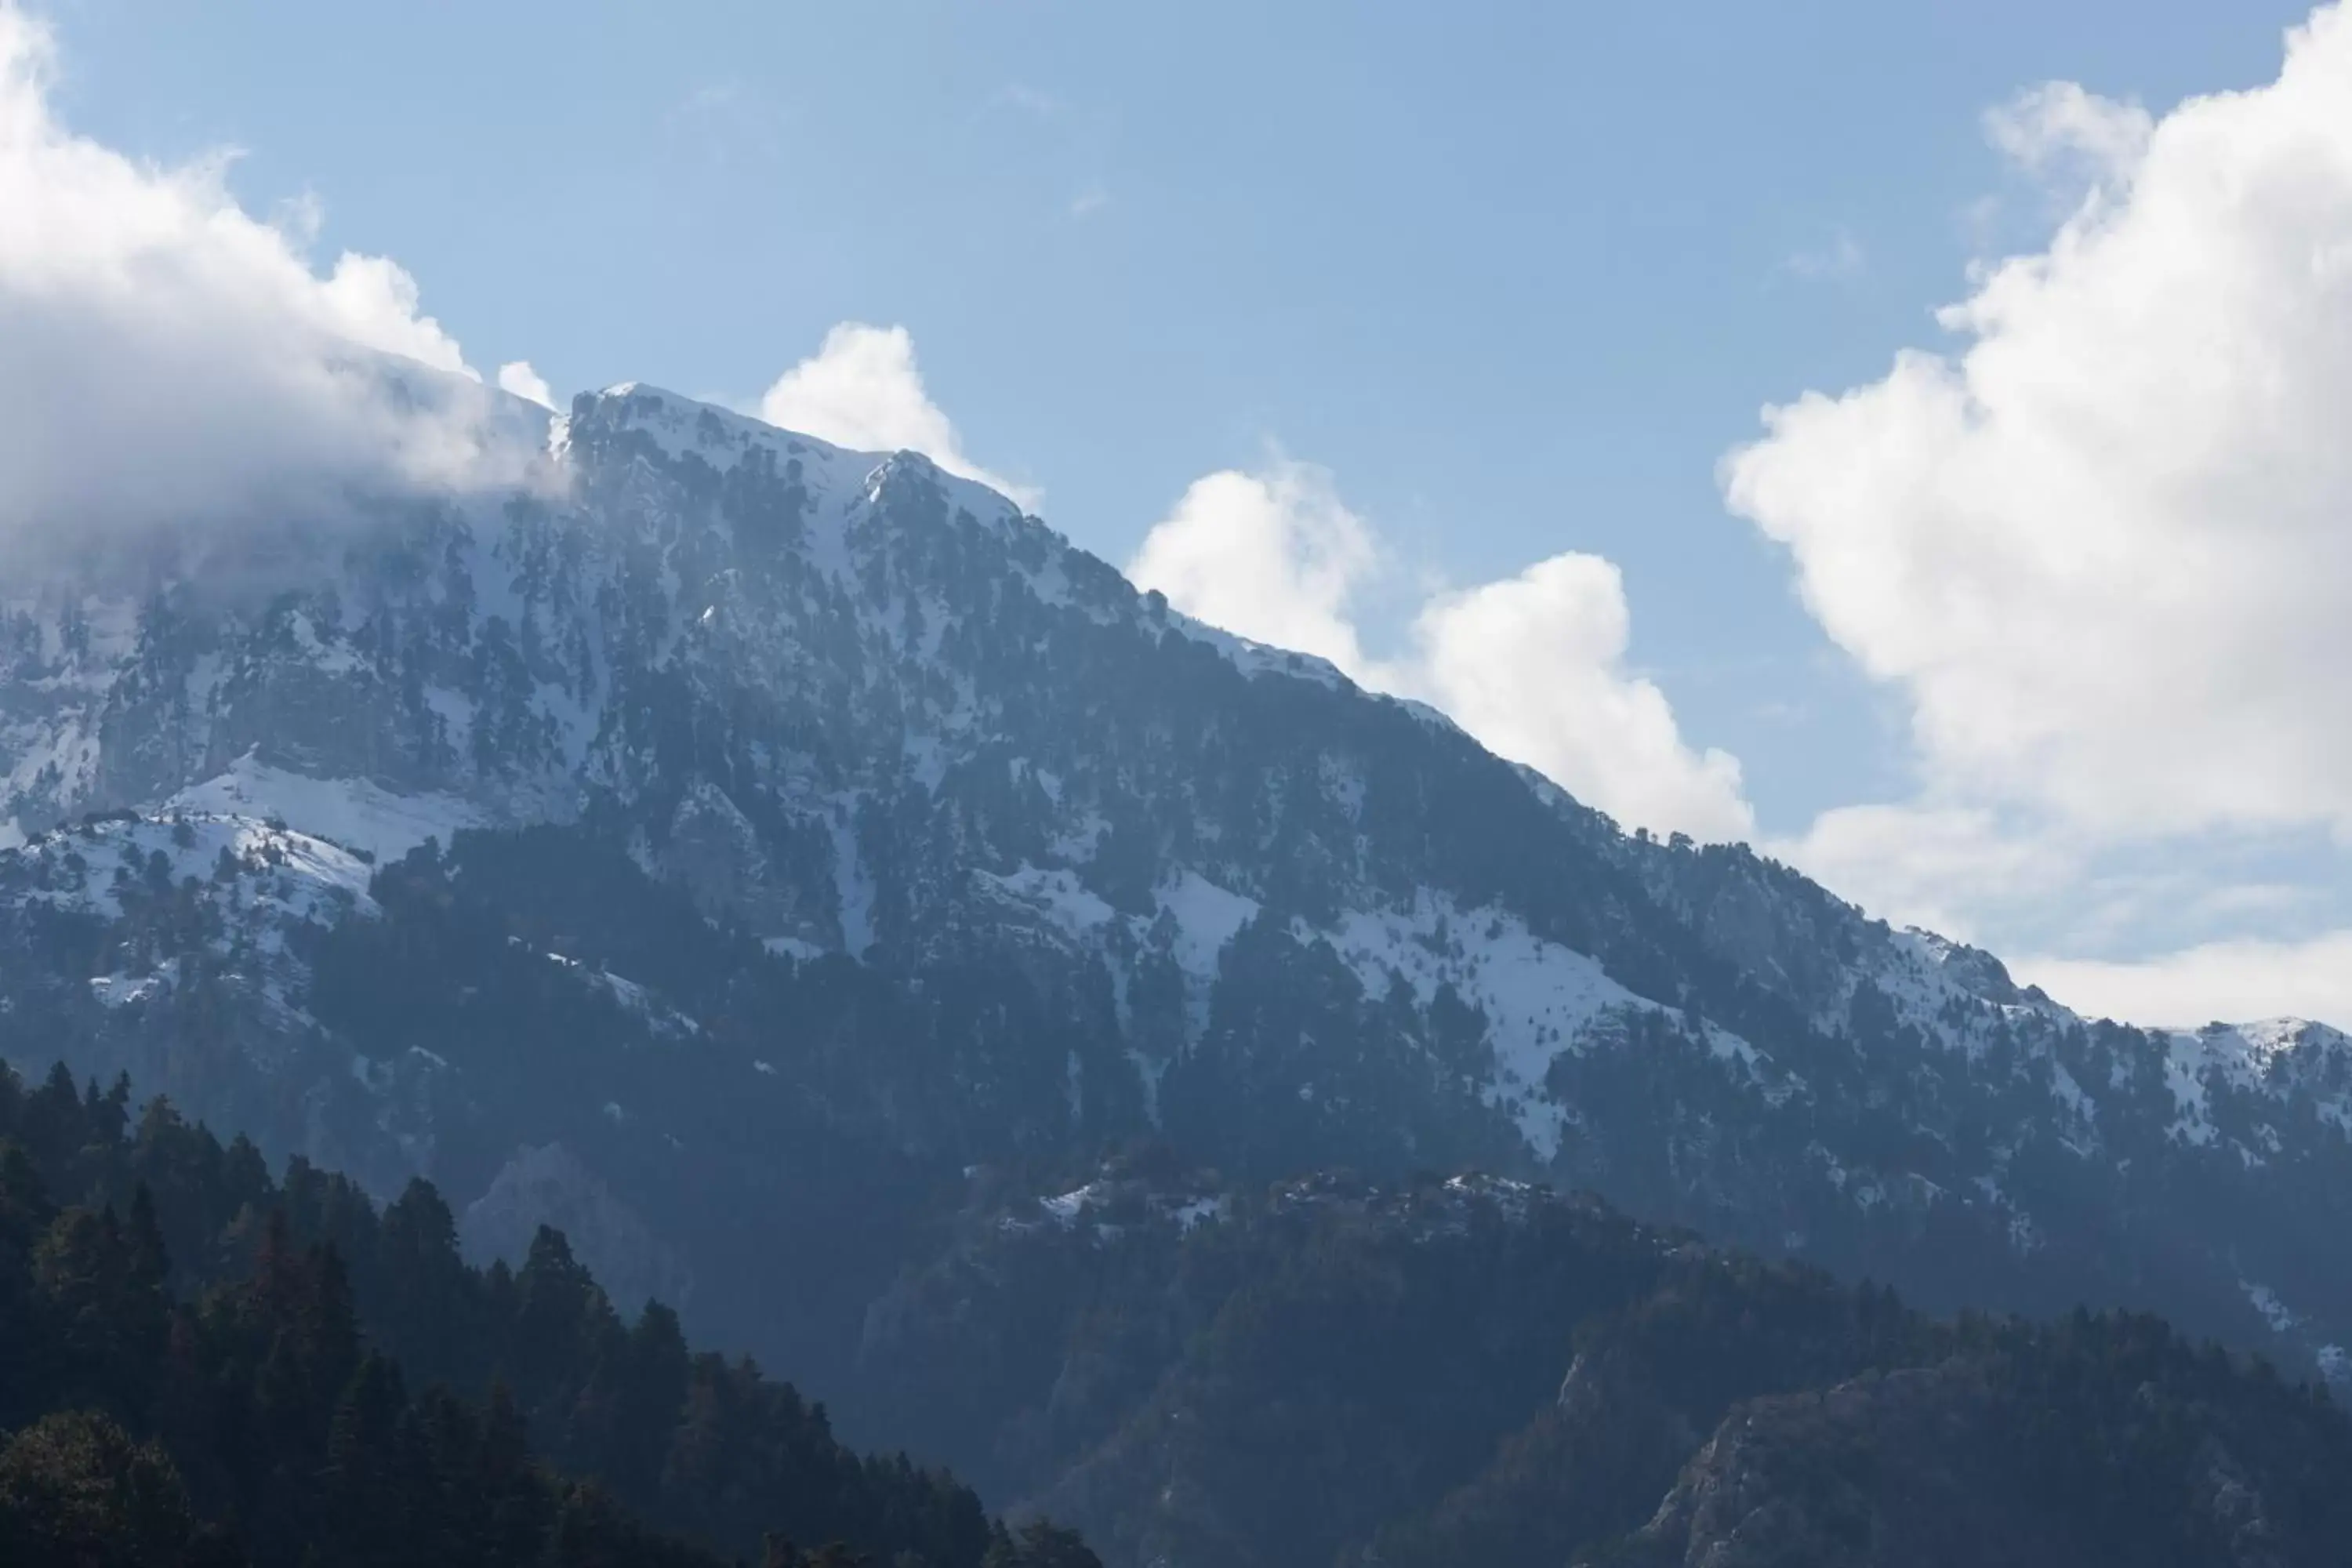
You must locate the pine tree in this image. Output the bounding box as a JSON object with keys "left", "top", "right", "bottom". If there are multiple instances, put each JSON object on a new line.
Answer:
{"left": 321, "top": 1353, "right": 408, "bottom": 1567}
{"left": 0, "top": 1410, "right": 205, "bottom": 1566}
{"left": 982, "top": 1522, "right": 1101, "bottom": 1568}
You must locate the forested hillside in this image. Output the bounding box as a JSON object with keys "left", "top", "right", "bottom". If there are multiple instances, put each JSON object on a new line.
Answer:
{"left": 7, "top": 1044, "right": 2350, "bottom": 1565}
{"left": 0, "top": 1058, "right": 1093, "bottom": 1568}
{"left": 858, "top": 1157, "right": 2352, "bottom": 1567}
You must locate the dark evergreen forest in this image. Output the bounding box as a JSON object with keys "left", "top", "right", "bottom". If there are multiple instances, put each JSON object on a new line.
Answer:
{"left": 0, "top": 1058, "right": 1096, "bottom": 1568}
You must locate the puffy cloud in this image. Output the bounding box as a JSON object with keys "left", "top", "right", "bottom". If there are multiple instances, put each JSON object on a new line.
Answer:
{"left": 1408, "top": 556, "right": 1753, "bottom": 843}
{"left": 1725, "top": 6, "right": 2352, "bottom": 844}
{"left": 0, "top": 10, "right": 539, "bottom": 563}
{"left": 497, "top": 360, "right": 556, "bottom": 410}
{"left": 1730, "top": 8, "right": 2352, "bottom": 1026}
{"left": 1130, "top": 463, "right": 1753, "bottom": 843}
{"left": 1982, "top": 80, "right": 2153, "bottom": 185}
{"left": 1127, "top": 463, "right": 1375, "bottom": 674}
{"left": 757, "top": 322, "right": 1040, "bottom": 508}
{"left": 2013, "top": 929, "right": 2352, "bottom": 1032}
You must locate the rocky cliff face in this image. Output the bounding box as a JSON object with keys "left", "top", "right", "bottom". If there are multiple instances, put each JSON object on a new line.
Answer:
{"left": 2, "top": 378, "right": 2348, "bottom": 1392}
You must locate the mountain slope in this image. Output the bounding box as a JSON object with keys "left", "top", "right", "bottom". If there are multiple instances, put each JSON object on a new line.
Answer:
{"left": 848, "top": 1155, "right": 2352, "bottom": 1568}
{"left": 0, "top": 378, "right": 2347, "bottom": 1396}
{"left": 10, "top": 1058, "right": 2339, "bottom": 1568}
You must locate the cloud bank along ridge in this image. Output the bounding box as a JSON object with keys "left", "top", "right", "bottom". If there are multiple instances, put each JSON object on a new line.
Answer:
{"left": 0, "top": 9, "right": 546, "bottom": 560}
{"left": 1733, "top": 2, "right": 2352, "bottom": 1025}
{"left": 1127, "top": 459, "right": 1755, "bottom": 844}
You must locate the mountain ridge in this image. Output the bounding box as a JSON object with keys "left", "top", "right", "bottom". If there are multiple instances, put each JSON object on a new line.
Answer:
{"left": 2, "top": 372, "right": 2348, "bottom": 1403}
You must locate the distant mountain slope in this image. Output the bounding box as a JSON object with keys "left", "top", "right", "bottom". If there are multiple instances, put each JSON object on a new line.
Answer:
{"left": 1, "top": 376, "right": 2348, "bottom": 1395}
{"left": 848, "top": 1156, "right": 2352, "bottom": 1568}
{"left": 10, "top": 1060, "right": 2338, "bottom": 1568}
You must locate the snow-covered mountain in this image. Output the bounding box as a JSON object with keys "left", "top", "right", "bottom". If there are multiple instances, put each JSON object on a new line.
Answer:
{"left": 2, "top": 379, "right": 2347, "bottom": 1386}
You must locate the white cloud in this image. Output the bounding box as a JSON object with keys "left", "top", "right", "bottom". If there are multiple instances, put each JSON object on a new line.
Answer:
{"left": 1729, "top": 6, "right": 2352, "bottom": 1028}
{"left": 0, "top": 10, "right": 539, "bottom": 561}
{"left": 2014, "top": 930, "right": 2352, "bottom": 1031}
{"left": 1768, "top": 801, "right": 2352, "bottom": 1029}
{"left": 497, "top": 360, "right": 556, "bottom": 410}
{"left": 1766, "top": 803, "right": 2077, "bottom": 945}
{"left": 1726, "top": 5, "right": 2352, "bottom": 844}
{"left": 757, "top": 323, "right": 1039, "bottom": 508}
{"left": 1406, "top": 556, "right": 1752, "bottom": 843}
{"left": 1129, "top": 462, "right": 1752, "bottom": 843}
{"left": 1982, "top": 80, "right": 2154, "bottom": 186}
{"left": 1127, "top": 462, "right": 1375, "bottom": 675}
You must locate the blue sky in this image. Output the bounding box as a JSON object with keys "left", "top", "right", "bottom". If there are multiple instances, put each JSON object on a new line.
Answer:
{"left": 21, "top": 1, "right": 2352, "bottom": 1025}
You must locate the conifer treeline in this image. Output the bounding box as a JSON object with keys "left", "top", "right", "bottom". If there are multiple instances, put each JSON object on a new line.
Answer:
{"left": 0, "top": 1058, "right": 1096, "bottom": 1567}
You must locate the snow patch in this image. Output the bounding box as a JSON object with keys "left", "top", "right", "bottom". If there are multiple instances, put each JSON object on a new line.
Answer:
{"left": 1156, "top": 871, "right": 1260, "bottom": 985}
{"left": 2164, "top": 1033, "right": 2219, "bottom": 1145}
{"left": 89, "top": 971, "right": 169, "bottom": 1009}
{"left": 975, "top": 864, "right": 1118, "bottom": 935}
{"left": 1162, "top": 608, "right": 1352, "bottom": 691}
{"left": 5, "top": 814, "right": 376, "bottom": 924}
{"left": 828, "top": 806, "right": 877, "bottom": 958}
{"left": 2243, "top": 1279, "right": 2299, "bottom": 1335}
{"left": 1326, "top": 891, "right": 1758, "bottom": 1161}
{"left": 1172, "top": 1196, "right": 1226, "bottom": 1231}
{"left": 167, "top": 758, "right": 483, "bottom": 863}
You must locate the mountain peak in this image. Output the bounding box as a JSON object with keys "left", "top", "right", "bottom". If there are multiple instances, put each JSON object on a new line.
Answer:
{"left": 566, "top": 379, "right": 1022, "bottom": 530}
